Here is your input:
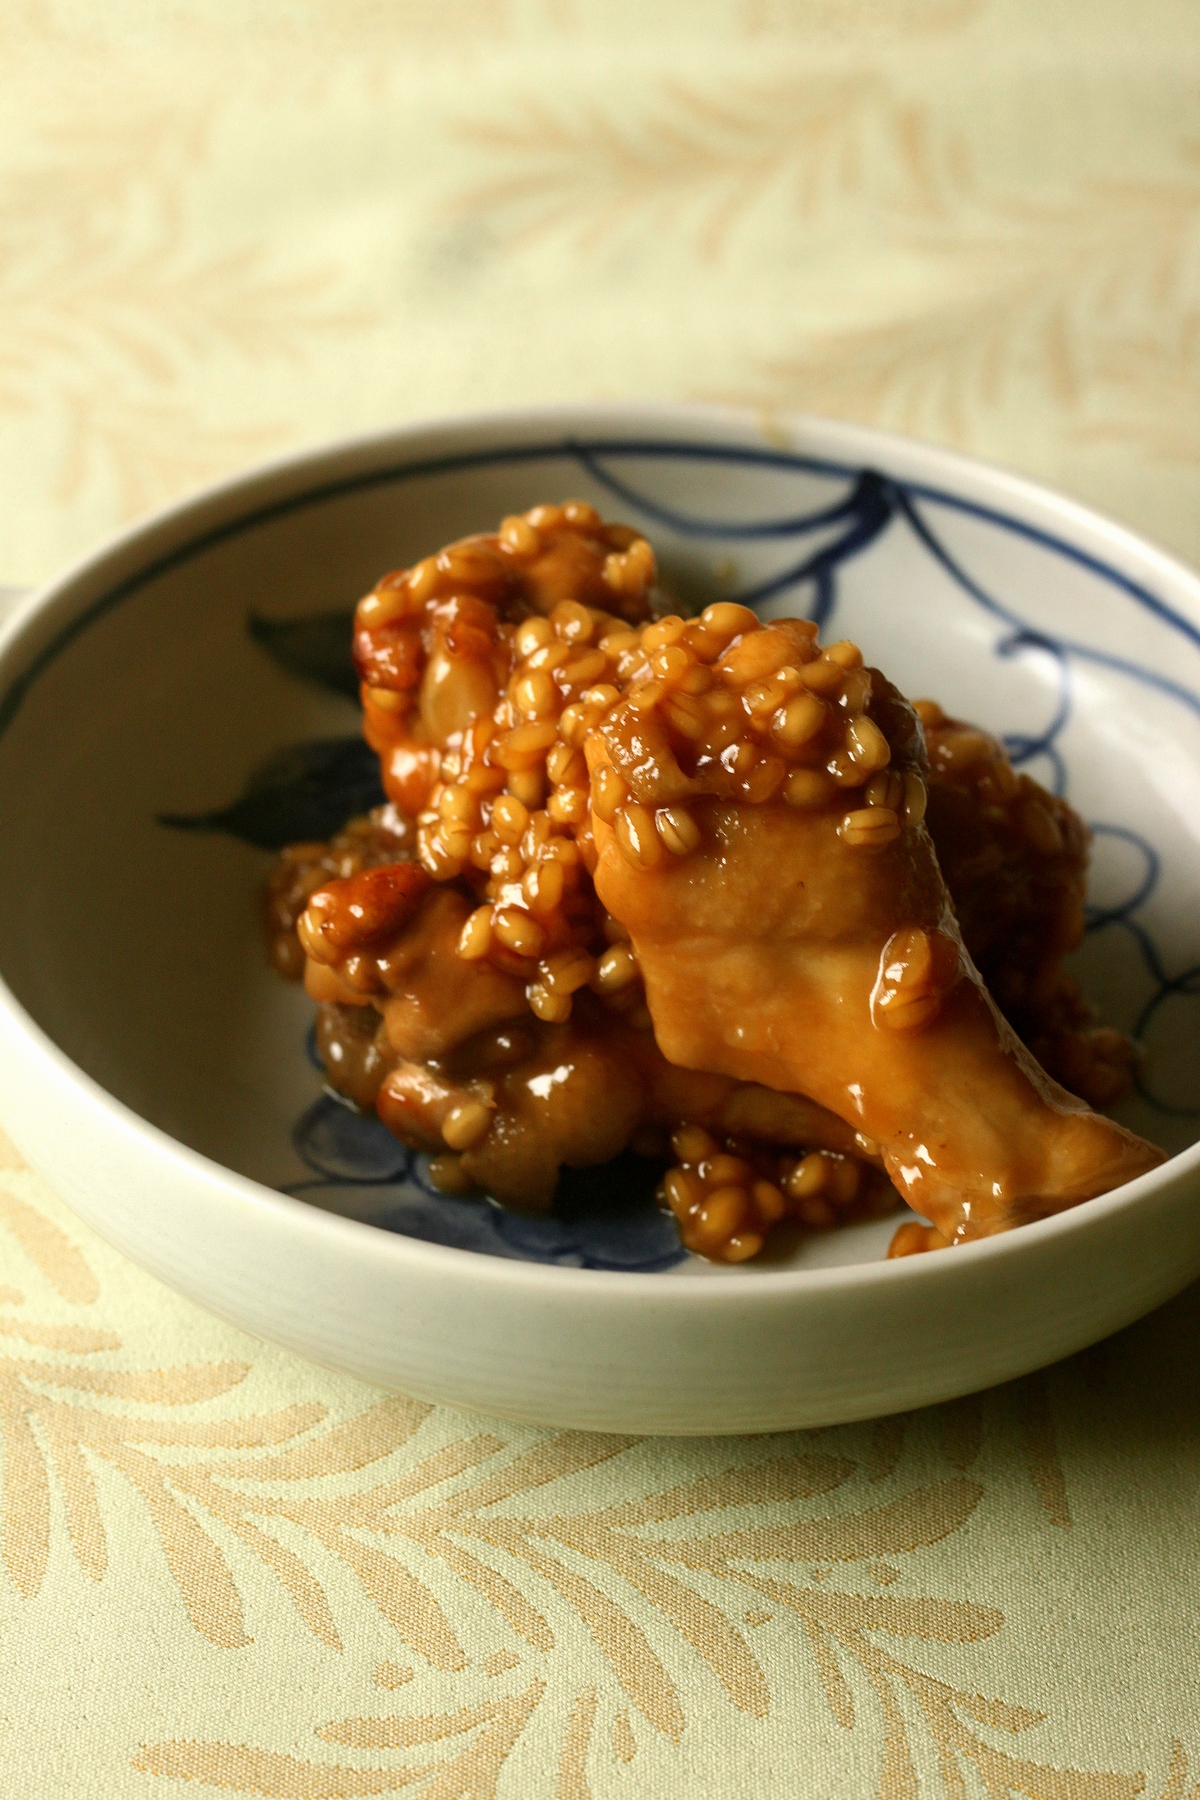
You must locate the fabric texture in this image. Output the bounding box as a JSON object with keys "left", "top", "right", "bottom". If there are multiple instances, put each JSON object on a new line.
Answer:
{"left": 2, "top": 3, "right": 1200, "bottom": 1794}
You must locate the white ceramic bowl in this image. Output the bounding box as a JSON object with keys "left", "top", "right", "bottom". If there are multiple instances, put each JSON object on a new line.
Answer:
{"left": 2, "top": 404, "right": 1199, "bottom": 1432}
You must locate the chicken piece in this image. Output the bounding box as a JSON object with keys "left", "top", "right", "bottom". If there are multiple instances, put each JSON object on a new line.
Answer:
{"left": 280, "top": 503, "right": 1162, "bottom": 1262}
{"left": 302, "top": 871, "right": 875, "bottom": 1218}
{"left": 299, "top": 863, "right": 529, "bottom": 1060}
{"left": 920, "top": 703, "right": 1141, "bottom": 1110}
{"left": 263, "top": 804, "right": 412, "bottom": 978}
{"left": 352, "top": 502, "right": 661, "bottom": 818}
{"left": 585, "top": 607, "right": 1163, "bottom": 1248}
{"left": 413, "top": 1008, "right": 877, "bottom": 1216}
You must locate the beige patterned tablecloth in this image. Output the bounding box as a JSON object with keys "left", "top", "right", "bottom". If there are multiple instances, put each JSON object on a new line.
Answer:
{"left": 3, "top": 5, "right": 1200, "bottom": 1795}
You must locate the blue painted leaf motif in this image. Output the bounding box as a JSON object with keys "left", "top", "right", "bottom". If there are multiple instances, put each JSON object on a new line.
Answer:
{"left": 288, "top": 1103, "right": 684, "bottom": 1268}
{"left": 541, "top": 1150, "right": 687, "bottom": 1269}
{"left": 492, "top": 1201, "right": 685, "bottom": 1272}
{"left": 286, "top": 1181, "right": 530, "bottom": 1260}
{"left": 296, "top": 1140, "right": 688, "bottom": 1270}
{"left": 158, "top": 736, "right": 385, "bottom": 849}
{"left": 400, "top": 1148, "right": 686, "bottom": 1271}
{"left": 293, "top": 1094, "right": 411, "bottom": 1183}
{"left": 248, "top": 608, "right": 359, "bottom": 700}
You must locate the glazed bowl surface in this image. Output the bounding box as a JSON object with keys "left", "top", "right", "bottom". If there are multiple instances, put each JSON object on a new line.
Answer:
{"left": 1, "top": 403, "right": 1198, "bottom": 1432}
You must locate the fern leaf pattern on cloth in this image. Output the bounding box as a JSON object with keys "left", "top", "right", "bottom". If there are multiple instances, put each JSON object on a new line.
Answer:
{"left": 2, "top": 2, "right": 1199, "bottom": 579}
{"left": 1, "top": 1124, "right": 1200, "bottom": 1796}
{"left": 3, "top": 1, "right": 1200, "bottom": 1793}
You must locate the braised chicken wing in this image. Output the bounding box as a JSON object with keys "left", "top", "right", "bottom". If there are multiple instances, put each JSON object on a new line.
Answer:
{"left": 295, "top": 833, "right": 882, "bottom": 1225}
{"left": 919, "top": 703, "right": 1141, "bottom": 1110}
{"left": 584, "top": 608, "right": 1162, "bottom": 1247}
{"left": 269, "top": 501, "right": 1162, "bottom": 1263}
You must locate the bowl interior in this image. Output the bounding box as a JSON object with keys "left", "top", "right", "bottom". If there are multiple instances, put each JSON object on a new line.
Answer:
{"left": 2, "top": 420, "right": 1198, "bottom": 1275}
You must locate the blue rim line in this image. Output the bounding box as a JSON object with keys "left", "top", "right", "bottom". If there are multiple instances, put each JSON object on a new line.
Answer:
{"left": 2, "top": 434, "right": 1198, "bottom": 743}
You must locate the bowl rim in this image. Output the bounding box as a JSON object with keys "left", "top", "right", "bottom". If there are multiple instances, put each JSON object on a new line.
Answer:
{"left": 1, "top": 396, "right": 1197, "bottom": 1301}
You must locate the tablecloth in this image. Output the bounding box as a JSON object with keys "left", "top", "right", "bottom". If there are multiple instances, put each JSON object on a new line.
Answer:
{"left": 3, "top": 4, "right": 1200, "bottom": 1794}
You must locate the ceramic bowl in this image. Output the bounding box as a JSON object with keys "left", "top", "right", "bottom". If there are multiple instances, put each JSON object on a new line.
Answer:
{"left": 1, "top": 404, "right": 1198, "bottom": 1432}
